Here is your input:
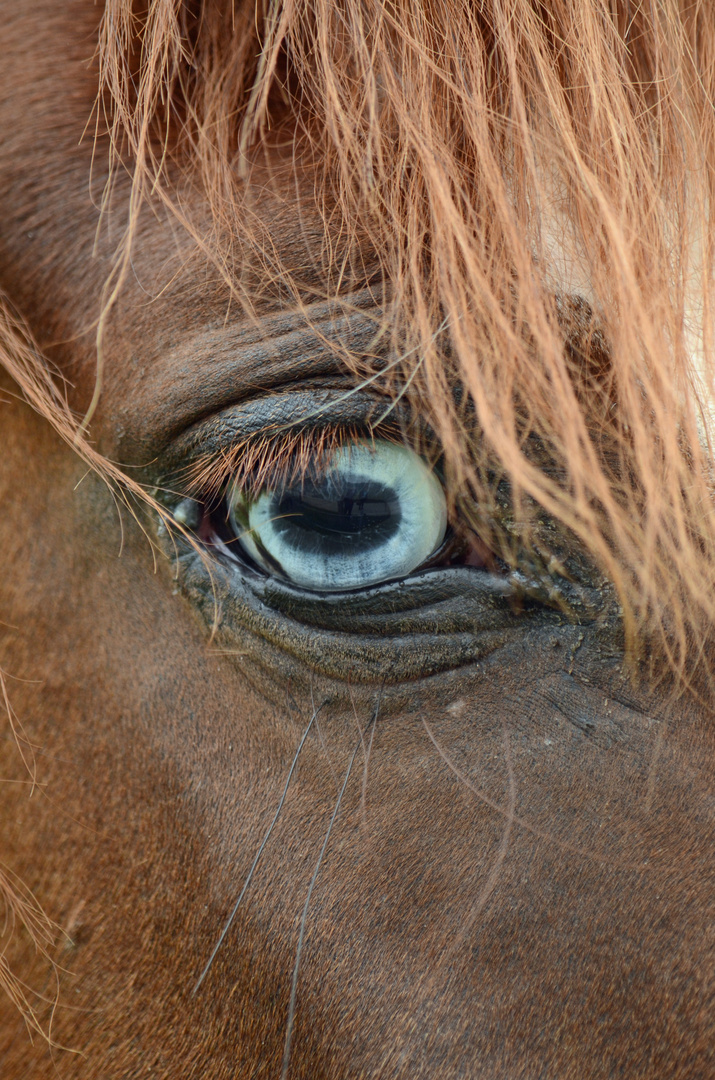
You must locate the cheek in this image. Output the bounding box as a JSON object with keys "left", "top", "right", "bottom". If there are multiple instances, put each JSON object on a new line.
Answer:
{"left": 184, "top": 671, "right": 715, "bottom": 1079}
{"left": 3, "top": 379, "right": 715, "bottom": 1077}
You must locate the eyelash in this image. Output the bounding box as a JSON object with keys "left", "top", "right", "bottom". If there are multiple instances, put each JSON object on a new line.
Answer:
{"left": 175, "top": 422, "right": 405, "bottom": 505}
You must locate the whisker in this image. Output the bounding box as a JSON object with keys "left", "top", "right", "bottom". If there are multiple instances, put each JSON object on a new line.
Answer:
{"left": 359, "top": 683, "right": 384, "bottom": 831}
{"left": 442, "top": 723, "right": 516, "bottom": 963}
{"left": 422, "top": 717, "right": 615, "bottom": 865}
{"left": 192, "top": 702, "right": 325, "bottom": 995}
{"left": 281, "top": 740, "right": 359, "bottom": 1080}
{"left": 311, "top": 680, "right": 340, "bottom": 793}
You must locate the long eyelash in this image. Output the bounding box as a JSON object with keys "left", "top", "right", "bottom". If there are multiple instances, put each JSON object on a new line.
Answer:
{"left": 178, "top": 423, "right": 402, "bottom": 501}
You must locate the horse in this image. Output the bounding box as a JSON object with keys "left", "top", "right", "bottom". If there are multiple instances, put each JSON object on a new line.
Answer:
{"left": 1, "top": 1, "right": 715, "bottom": 1076}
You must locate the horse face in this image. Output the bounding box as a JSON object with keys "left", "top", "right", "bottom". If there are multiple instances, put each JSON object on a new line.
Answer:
{"left": 1, "top": 2, "right": 715, "bottom": 1078}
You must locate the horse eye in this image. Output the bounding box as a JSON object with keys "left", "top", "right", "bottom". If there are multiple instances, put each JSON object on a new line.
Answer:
{"left": 226, "top": 439, "right": 448, "bottom": 591}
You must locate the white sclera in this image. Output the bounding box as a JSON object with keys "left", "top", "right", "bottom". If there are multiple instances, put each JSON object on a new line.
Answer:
{"left": 228, "top": 440, "right": 448, "bottom": 591}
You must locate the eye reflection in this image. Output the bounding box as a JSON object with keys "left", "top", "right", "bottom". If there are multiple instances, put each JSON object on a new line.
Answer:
{"left": 227, "top": 439, "right": 448, "bottom": 591}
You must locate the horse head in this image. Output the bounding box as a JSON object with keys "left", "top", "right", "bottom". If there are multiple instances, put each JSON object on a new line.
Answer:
{"left": 1, "top": 2, "right": 714, "bottom": 1076}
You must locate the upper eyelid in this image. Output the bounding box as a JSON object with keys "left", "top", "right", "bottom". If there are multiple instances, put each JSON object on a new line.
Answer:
{"left": 155, "top": 387, "right": 419, "bottom": 496}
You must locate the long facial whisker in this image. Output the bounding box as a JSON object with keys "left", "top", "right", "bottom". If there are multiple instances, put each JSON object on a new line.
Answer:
{"left": 422, "top": 717, "right": 613, "bottom": 864}
{"left": 192, "top": 704, "right": 324, "bottom": 995}
{"left": 359, "top": 683, "right": 384, "bottom": 831}
{"left": 442, "top": 723, "right": 516, "bottom": 964}
{"left": 280, "top": 740, "right": 359, "bottom": 1080}
{"left": 312, "top": 679, "right": 340, "bottom": 793}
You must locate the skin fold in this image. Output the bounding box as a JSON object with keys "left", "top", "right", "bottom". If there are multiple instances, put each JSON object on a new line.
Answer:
{"left": 1, "top": 3, "right": 714, "bottom": 1078}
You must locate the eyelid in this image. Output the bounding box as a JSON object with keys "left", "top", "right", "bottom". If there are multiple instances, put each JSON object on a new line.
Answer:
{"left": 155, "top": 387, "right": 425, "bottom": 500}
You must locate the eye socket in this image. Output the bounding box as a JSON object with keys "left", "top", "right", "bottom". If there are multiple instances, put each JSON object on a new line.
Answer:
{"left": 226, "top": 439, "right": 448, "bottom": 591}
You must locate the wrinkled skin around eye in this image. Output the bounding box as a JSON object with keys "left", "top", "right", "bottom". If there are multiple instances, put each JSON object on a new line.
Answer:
{"left": 227, "top": 440, "right": 448, "bottom": 591}
{"left": 3, "top": 5, "right": 715, "bottom": 1079}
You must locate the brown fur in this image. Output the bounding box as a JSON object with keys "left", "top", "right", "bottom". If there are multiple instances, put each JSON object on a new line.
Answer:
{"left": 1, "top": 2, "right": 715, "bottom": 1077}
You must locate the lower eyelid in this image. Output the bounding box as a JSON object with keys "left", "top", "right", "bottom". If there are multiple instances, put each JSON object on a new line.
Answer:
{"left": 162, "top": 485, "right": 607, "bottom": 647}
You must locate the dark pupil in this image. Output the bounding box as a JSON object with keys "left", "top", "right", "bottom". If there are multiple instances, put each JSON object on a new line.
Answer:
{"left": 271, "top": 475, "right": 402, "bottom": 555}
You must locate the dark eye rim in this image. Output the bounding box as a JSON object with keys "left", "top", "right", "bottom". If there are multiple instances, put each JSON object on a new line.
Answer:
{"left": 150, "top": 387, "right": 613, "bottom": 648}
{"left": 154, "top": 478, "right": 605, "bottom": 616}
{"left": 159, "top": 494, "right": 607, "bottom": 622}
